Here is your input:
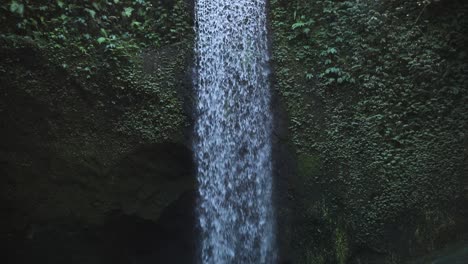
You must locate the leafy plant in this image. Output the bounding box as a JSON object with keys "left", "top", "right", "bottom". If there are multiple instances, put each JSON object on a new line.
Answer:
{"left": 9, "top": 1, "right": 24, "bottom": 16}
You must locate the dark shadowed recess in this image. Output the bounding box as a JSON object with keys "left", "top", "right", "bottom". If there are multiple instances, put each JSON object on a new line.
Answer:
{"left": 2, "top": 143, "right": 197, "bottom": 264}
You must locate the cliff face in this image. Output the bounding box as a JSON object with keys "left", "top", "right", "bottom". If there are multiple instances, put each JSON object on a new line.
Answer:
{"left": 1, "top": 1, "right": 197, "bottom": 263}
{"left": 270, "top": 0, "right": 468, "bottom": 263}
{"left": 1, "top": 0, "right": 467, "bottom": 264}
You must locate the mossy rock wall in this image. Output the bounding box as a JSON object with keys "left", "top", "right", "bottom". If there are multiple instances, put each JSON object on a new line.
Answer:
{"left": 270, "top": 0, "right": 468, "bottom": 263}
{"left": 2, "top": 0, "right": 468, "bottom": 263}
{"left": 1, "top": 1, "right": 196, "bottom": 262}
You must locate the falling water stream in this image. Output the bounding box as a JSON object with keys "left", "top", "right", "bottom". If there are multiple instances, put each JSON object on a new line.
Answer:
{"left": 193, "top": 0, "right": 275, "bottom": 263}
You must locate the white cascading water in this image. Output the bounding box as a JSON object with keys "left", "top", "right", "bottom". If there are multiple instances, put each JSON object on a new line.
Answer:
{"left": 193, "top": 0, "right": 275, "bottom": 263}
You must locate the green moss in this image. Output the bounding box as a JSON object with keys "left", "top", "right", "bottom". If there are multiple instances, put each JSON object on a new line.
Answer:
{"left": 296, "top": 154, "right": 321, "bottom": 192}
{"left": 304, "top": 252, "right": 325, "bottom": 264}
{"left": 335, "top": 227, "right": 349, "bottom": 264}
{"left": 0, "top": 0, "right": 194, "bottom": 227}
{"left": 116, "top": 40, "right": 193, "bottom": 143}
{"left": 298, "top": 154, "right": 321, "bottom": 175}
{"left": 271, "top": 0, "right": 468, "bottom": 262}
{"left": 414, "top": 209, "right": 457, "bottom": 252}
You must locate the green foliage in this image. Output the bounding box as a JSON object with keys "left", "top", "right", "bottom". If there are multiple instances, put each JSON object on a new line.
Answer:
{"left": 0, "top": 0, "right": 193, "bottom": 145}
{"left": 122, "top": 7, "right": 134, "bottom": 17}
{"left": 0, "top": 0, "right": 193, "bottom": 95}
{"left": 0, "top": 0, "right": 192, "bottom": 57}
{"left": 335, "top": 227, "right": 348, "bottom": 264}
{"left": 9, "top": 1, "right": 24, "bottom": 16}
{"left": 272, "top": 0, "right": 468, "bottom": 262}
{"left": 291, "top": 14, "right": 314, "bottom": 36}
{"left": 116, "top": 42, "right": 191, "bottom": 142}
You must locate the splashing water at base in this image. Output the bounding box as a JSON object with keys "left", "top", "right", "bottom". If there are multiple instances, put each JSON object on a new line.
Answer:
{"left": 193, "top": 0, "right": 275, "bottom": 263}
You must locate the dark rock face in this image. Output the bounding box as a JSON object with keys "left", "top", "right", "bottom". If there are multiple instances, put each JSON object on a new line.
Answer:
{"left": 409, "top": 242, "right": 468, "bottom": 264}
{"left": 0, "top": 33, "right": 196, "bottom": 263}
{"left": 271, "top": 84, "right": 296, "bottom": 263}
{"left": 4, "top": 191, "right": 197, "bottom": 264}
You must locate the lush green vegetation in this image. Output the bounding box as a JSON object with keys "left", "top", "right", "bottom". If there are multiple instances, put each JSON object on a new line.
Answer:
{"left": 1, "top": 0, "right": 191, "bottom": 78}
{"left": 1, "top": 0, "right": 467, "bottom": 263}
{"left": 1, "top": 0, "right": 193, "bottom": 142}
{"left": 1, "top": 0, "right": 190, "bottom": 48}
{"left": 271, "top": 0, "right": 467, "bottom": 263}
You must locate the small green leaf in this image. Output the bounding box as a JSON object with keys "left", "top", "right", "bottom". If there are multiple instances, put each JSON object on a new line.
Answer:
{"left": 292, "top": 21, "right": 305, "bottom": 30}
{"left": 327, "top": 47, "right": 338, "bottom": 55}
{"left": 57, "top": 0, "right": 64, "bottom": 8}
{"left": 10, "top": 1, "right": 24, "bottom": 16}
{"left": 85, "top": 8, "right": 96, "bottom": 18}
{"left": 97, "top": 37, "right": 107, "bottom": 44}
{"left": 92, "top": 2, "right": 101, "bottom": 10}
{"left": 131, "top": 20, "right": 142, "bottom": 27}
{"left": 123, "top": 7, "right": 134, "bottom": 17}
{"left": 100, "top": 28, "right": 108, "bottom": 37}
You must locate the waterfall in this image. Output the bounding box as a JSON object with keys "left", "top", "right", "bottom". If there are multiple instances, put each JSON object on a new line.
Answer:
{"left": 193, "top": 0, "right": 275, "bottom": 263}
